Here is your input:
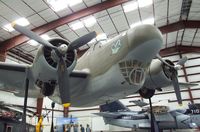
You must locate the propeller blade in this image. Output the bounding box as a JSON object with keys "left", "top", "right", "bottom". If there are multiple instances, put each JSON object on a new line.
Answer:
{"left": 12, "top": 23, "right": 56, "bottom": 49}
{"left": 176, "top": 56, "right": 187, "bottom": 66}
{"left": 57, "top": 57, "right": 70, "bottom": 107}
{"left": 68, "top": 31, "right": 97, "bottom": 50}
{"left": 156, "top": 54, "right": 174, "bottom": 68}
{"left": 171, "top": 72, "right": 182, "bottom": 105}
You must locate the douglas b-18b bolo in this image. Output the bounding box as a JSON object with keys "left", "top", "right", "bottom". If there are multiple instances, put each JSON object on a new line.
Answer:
{"left": 0, "top": 23, "right": 196, "bottom": 107}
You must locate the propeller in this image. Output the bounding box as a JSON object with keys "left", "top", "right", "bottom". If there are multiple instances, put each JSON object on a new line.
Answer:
{"left": 12, "top": 23, "right": 97, "bottom": 107}
{"left": 156, "top": 54, "right": 188, "bottom": 105}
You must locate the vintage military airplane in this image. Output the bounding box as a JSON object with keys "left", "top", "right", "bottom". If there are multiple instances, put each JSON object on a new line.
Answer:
{"left": 0, "top": 23, "right": 196, "bottom": 107}
{"left": 95, "top": 101, "right": 200, "bottom": 130}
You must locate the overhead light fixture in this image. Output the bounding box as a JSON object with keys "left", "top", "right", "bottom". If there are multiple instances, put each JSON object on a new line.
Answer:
{"left": 47, "top": 0, "right": 68, "bottom": 11}
{"left": 3, "top": 24, "right": 15, "bottom": 32}
{"left": 47, "top": 0, "right": 82, "bottom": 11}
{"left": 28, "top": 40, "right": 39, "bottom": 46}
{"left": 3, "top": 17, "right": 30, "bottom": 32}
{"left": 83, "top": 16, "right": 96, "bottom": 27}
{"left": 15, "top": 18, "right": 30, "bottom": 26}
{"left": 138, "top": 0, "right": 152, "bottom": 8}
{"left": 143, "top": 17, "right": 154, "bottom": 25}
{"left": 41, "top": 34, "right": 50, "bottom": 40}
{"left": 70, "top": 21, "right": 84, "bottom": 30}
{"left": 123, "top": 1, "right": 138, "bottom": 12}
{"left": 68, "top": 0, "right": 82, "bottom": 7}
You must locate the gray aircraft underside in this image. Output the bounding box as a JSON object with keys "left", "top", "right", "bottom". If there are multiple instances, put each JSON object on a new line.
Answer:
{"left": 101, "top": 112, "right": 200, "bottom": 129}
{"left": 0, "top": 24, "right": 195, "bottom": 107}
{"left": 95, "top": 101, "right": 200, "bottom": 130}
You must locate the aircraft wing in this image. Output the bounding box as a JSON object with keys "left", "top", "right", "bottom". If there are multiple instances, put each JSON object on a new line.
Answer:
{"left": 94, "top": 112, "right": 121, "bottom": 118}
{"left": 0, "top": 62, "right": 29, "bottom": 92}
{"left": 160, "top": 82, "right": 199, "bottom": 92}
{"left": 152, "top": 113, "right": 175, "bottom": 122}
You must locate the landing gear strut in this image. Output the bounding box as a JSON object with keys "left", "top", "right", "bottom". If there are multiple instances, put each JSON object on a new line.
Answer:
{"left": 149, "top": 97, "right": 159, "bottom": 132}
{"left": 22, "top": 68, "right": 30, "bottom": 132}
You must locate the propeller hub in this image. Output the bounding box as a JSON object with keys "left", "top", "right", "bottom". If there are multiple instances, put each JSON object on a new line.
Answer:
{"left": 57, "top": 44, "right": 68, "bottom": 55}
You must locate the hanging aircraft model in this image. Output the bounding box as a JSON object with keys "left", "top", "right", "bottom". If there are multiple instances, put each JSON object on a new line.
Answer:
{"left": 0, "top": 23, "right": 197, "bottom": 108}
{"left": 95, "top": 100, "right": 200, "bottom": 130}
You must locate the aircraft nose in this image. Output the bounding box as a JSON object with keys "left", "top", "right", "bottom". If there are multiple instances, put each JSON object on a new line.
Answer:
{"left": 127, "top": 24, "right": 163, "bottom": 62}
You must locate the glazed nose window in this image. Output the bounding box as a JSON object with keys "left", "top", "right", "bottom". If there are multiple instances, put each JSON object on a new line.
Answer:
{"left": 129, "top": 68, "right": 145, "bottom": 85}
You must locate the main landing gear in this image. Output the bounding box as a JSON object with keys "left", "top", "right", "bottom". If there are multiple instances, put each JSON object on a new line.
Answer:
{"left": 139, "top": 87, "right": 155, "bottom": 99}
{"left": 139, "top": 87, "right": 160, "bottom": 132}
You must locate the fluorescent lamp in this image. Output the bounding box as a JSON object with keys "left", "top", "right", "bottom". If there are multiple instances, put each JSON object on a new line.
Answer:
{"left": 143, "top": 17, "right": 154, "bottom": 25}
{"left": 70, "top": 21, "right": 84, "bottom": 30}
{"left": 47, "top": 0, "right": 68, "bottom": 11}
{"left": 41, "top": 34, "right": 50, "bottom": 40}
{"left": 28, "top": 40, "right": 39, "bottom": 46}
{"left": 83, "top": 16, "right": 96, "bottom": 27}
{"left": 15, "top": 18, "right": 30, "bottom": 26}
{"left": 123, "top": 1, "right": 138, "bottom": 12}
{"left": 68, "top": 0, "right": 82, "bottom": 7}
{"left": 3, "top": 24, "right": 14, "bottom": 32}
{"left": 3, "top": 17, "right": 30, "bottom": 32}
{"left": 138, "top": 0, "right": 152, "bottom": 8}
{"left": 130, "top": 21, "right": 142, "bottom": 28}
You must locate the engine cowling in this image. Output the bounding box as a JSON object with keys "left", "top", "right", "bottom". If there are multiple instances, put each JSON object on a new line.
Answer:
{"left": 143, "top": 59, "right": 174, "bottom": 89}
{"left": 43, "top": 38, "right": 77, "bottom": 72}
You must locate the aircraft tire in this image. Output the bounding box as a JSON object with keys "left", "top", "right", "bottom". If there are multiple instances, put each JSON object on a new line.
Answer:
{"left": 139, "top": 88, "right": 155, "bottom": 99}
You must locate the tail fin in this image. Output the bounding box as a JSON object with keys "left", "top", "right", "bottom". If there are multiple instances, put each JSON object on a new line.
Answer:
{"left": 100, "top": 101, "right": 130, "bottom": 112}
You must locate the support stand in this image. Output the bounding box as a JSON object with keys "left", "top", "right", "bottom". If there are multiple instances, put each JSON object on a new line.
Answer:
{"left": 22, "top": 77, "right": 29, "bottom": 132}
{"left": 149, "top": 98, "right": 159, "bottom": 132}
{"left": 51, "top": 102, "right": 55, "bottom": 132}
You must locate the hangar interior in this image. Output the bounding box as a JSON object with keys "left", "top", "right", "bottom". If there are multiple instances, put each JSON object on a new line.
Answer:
{"left": 0, "top": 0, "right": 200, "bottom": 131}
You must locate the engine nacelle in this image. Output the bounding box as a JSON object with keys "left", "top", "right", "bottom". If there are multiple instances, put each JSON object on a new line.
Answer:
{"left": 31, "top": 38, "right": 77, "bottom": 82}
{"left": 143, "top": 59, "right": 173, "bottom": 89}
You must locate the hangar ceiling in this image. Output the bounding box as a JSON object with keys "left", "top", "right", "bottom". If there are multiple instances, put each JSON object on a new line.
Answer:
{"left": 0, "top": 0, "right": 199, "bottom": 96}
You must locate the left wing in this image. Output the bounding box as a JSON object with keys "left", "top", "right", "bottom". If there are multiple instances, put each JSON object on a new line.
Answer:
{"left": 0, "top": 62, "right": 29, "bottom": 92}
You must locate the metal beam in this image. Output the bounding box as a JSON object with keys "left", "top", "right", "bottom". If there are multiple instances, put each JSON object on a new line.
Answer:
{"left": 0, "top": 51, "right": 6, "bottom": 62}
{"left": 0, "top": 0, "right": 129, "bottom": 51}
{"left": 160, "top": 45, "right": 200, "bottom": 57}
{"left": 159, "top": 20, "right": 200, "bottom": 34}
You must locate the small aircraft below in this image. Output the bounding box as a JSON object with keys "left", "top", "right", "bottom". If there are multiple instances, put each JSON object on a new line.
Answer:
{"left": 94, "top": 100, "right": 200, "bottom": 130}
{"left": 0, "top": 23, "right": 197, "bottom": 108}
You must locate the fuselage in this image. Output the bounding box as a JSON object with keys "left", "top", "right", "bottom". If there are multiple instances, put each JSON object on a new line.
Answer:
{"left": 18, "top": 24, "right": 163, "bottom": 107}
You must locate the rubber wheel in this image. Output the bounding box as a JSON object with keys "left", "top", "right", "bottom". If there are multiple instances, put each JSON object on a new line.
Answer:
{"left": 139, "top": 88, "right": 155, "bottom": 99}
